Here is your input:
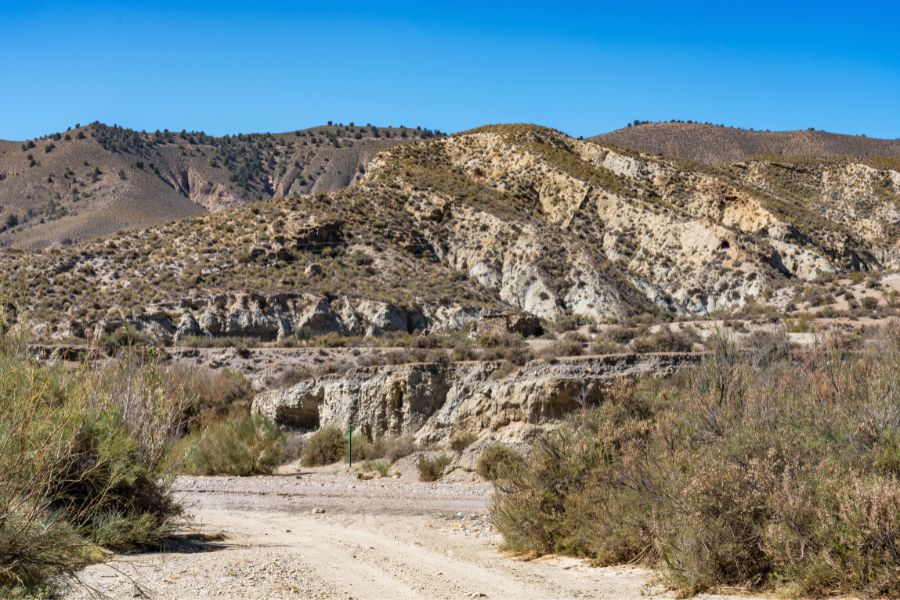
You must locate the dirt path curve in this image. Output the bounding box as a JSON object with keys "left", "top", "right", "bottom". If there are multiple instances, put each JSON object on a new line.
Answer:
{"left": 66, "top": 473, "right": 759, "bottom": 600}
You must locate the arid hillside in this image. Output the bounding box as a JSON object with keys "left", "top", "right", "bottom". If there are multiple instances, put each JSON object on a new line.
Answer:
{"left": 1, "top": 124, "right": 898, "bottom": 343}
{"left": 0, "top": 122, "right": 438, "bottom": 248}
{"left": 596, "top": 121, "right": 900, "bottom": 164}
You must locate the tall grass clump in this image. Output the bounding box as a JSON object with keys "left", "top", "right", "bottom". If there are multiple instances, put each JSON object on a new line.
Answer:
{"left": 0, "top": 337, "right": 184, "bottom": 596}
{"left": 492, "top": 325, "right": 900, "bottom": 597}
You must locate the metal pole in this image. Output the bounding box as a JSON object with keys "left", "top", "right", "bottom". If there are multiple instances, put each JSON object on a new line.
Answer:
{"left": 348, "top": 423, "right": 352, "bottom": 468}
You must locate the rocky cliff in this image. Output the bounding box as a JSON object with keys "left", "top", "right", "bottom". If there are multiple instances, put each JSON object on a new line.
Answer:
{"left": 252, "top": 353, "right": 702, "bottom": 443}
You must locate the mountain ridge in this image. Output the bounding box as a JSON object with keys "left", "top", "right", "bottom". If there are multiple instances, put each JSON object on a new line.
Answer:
{"left": 0, "top": 121, "right": 440, "bottom": 248}
{"left": 2, "top": 123, "right": 897, "bottom": 344}
{"left": 595, "top": 121, "right": 900, "bottom": 164}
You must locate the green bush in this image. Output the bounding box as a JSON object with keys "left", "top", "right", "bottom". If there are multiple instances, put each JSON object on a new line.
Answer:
{"left": 476, "top": 444, "right": 523, "bottom": 481}
{"left": 492, "top": 328, "right": 900, "bottom": 596}
{"left": 0, "top": 336, "right": 182, "bottom": 596}
{"left": 301, "top": 426, "right": 346, "bottom": 466}
{"left": 416, "top": 454, "right": 451, "bottom": 482}
{"left": 174, "top": 414, "right": 284, "bottom": 476}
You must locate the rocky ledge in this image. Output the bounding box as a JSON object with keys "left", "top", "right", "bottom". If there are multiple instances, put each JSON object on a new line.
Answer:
{"left": 252, "top": 353, "right": 702, "bottom": 443}
{"left": 31, "top": 292, "right": 483, "bottom": 345}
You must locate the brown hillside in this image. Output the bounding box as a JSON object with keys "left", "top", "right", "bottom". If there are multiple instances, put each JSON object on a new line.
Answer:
{"left": 595, "top": 122, "right": 900, "bottom": 164}
{"left": 2, "top": 124, "right": 898, "bottom": 345}
{"left": 0, "top": 122, "right": 438, "bottom": 248}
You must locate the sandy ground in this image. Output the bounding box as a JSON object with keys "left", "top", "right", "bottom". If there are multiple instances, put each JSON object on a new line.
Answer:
{"left": 65, "top": 473, "right": 761, "bottom": 600}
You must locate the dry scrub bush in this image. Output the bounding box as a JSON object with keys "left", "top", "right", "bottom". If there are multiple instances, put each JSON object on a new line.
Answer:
{"left": 492, "top": 324, "right": 900, "bottom": 597}
{"left": 379, "top": 434, "right": 417, "bottom": 463}
{"left": 631, "top": 324, "right": 700, "bottom": 353}
{"left": 167, "top": 365, "right": 254, "bottom": 428}
{"left": 477, "top": 333, "right": 535, "bottom": 365}
{"left": 450, "top": 432, "right": 477, "bottom": 452}
{"left": 476, "top": 445, "right": 523, "bottom": 482}
{"left": 539, "top": 338, "right": 584, "bottom": 360}
{"left": 301, "top": 426, "right": 346, "bottom": 466}
{"left": 417, "top": 454, "right": 451, "bottom": 482}
{"left": 350, "top": 433, "right": 417, "bottom": 463}
{"left": 362, "top": 459, "right": 390, "bottom": 477}
{"left": 0, "top": 337, "right": 183, "bottom": 596}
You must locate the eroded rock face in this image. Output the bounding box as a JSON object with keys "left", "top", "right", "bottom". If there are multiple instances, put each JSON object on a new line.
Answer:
{"left": 252, "top": 353, "right": 701, "bottom": 443}
{"left": 72, "top": 292, "right": 481, "bottom": 344}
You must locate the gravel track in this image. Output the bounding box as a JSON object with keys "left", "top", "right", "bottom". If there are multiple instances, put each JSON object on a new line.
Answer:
{"left": 66, "top": 473, "right": 759, "bottom": 600}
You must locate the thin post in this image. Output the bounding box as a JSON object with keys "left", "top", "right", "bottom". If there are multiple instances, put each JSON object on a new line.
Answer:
{"left": 348, "top": 423, "right": 352, "bottom": 468}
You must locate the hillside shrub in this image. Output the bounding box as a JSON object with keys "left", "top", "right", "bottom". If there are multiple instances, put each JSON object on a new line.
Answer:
{"left": 631, "top": 324, "right": 700, "bottom": 353}
{"left": 492, "top": 326, "right": 900, "bottom": 596}
{"left": 450, "top": 432, "right": 477, "bottom": 452}
{"left": 380, "top": 434, "right": 417, "bottom": 462}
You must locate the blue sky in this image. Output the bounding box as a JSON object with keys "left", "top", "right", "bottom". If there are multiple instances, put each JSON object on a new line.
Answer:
{"left": 2, "top": 1, "right": 899, "bottom": 140}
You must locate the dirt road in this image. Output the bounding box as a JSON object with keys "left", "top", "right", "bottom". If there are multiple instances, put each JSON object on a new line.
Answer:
{"left": 66, "top": 473, "right": 758, "bottom": 600}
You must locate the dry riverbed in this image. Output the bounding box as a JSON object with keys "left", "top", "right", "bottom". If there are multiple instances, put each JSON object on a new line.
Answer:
{"left": 66, "top": 472, "right": 760, "bottom": 600}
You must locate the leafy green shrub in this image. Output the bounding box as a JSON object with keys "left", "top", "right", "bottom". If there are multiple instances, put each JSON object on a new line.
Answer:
{"left": 416, "top": 454, "right": 451, "bottom": 482}
{"left": 476, "top": 444, "right": 523, "bottom": 481}
{"left": 450, "top": 432, "right": 477, "bottom": 452}
{"left": 0, "top": 336, "right": 182, "bottom": 596}
{"left": 493, "top": 327, "right": 900, "bottom": 596}
{"left": 301, "top": 426, "right": 346, "bottom": 466}
{"left": 173, "top": 414, "right": 284, "bottom": 476}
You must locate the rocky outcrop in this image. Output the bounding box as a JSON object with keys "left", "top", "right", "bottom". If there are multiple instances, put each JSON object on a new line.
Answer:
{"left": 252, "top": 353, "right": 702, "bottom": 443}
{"left": 71, "top": 292, "right": 482, "bottom": 344}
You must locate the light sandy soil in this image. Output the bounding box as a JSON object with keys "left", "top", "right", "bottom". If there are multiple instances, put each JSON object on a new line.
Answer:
{"left": 65, "top": 473, "right": 761, "bottom": 600}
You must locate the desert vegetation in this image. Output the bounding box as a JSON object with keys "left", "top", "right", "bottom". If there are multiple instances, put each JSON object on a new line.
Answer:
{"left": 416, "top": 454, "right": 452, "bottom": 482}
{"left": 298, "top": 426, "right": 417, "bottom": 469}
{"left": 492, "top": 325, "right": 900, "bottom": 597}
{"left": 0, "top": 326, "right": 295, "bottom": 596}
{"left": 173, "top": 414, "right": 285, "bottom": 476}
{"left": 0, "top": 336, "right": 183, "bottom": 596}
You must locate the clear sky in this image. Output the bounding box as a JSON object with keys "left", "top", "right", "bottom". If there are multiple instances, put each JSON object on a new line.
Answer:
{"left": 2, "top": 1, "right": 899, "bottom": 140}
